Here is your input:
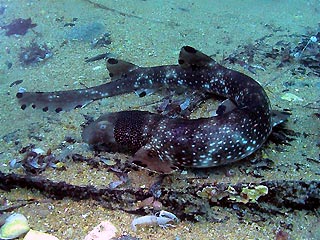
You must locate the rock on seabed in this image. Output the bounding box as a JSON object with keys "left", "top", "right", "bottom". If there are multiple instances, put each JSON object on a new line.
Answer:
{"left": 84, "top": 220, "right": 117, "bottom": 240}
{"left": 23, "top": 229, "right": 59, "bottom": 240}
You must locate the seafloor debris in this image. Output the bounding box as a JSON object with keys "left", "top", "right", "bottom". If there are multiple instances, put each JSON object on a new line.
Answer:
{"left": 114, "top": 235, "right": 140, "bottom": 240}
{"left": 0, "top": 199, "right": 43, "bottom": 213}
{"left": 84, "top": 52, "right": 114, "bottom": 63}
{"left": 12, "top": 145, "right": 62, "bottom": 174}
{"left": 24, "top": 229, "right": 59, "bottom": 240}
{"left": 9, "top": 79, "right": 23, "bottom": 88}
{"left": 91, "top": 32, "right": 112, "bottom": 48}
{"left": 135, "top": 196, "right": 162, "bottom": 211}
{"left": 131, "top": 210, "right": 179, "bottom": 231}
{"left": 291, "top": 32, "right": 320, "bottom": 76}
{"left": 230, "top": 185, "right": 269, "bottom": 204}
{"left": 0, "top": 171, "right": 318, "bottom": 221}
{"left": 0, "top": 213, "right": 30, "bottom": 239}
{"left": 293, "top": 35, "right": 318, "bottom": 58}
{"left": 275, "top": 229, "right": 289, "bottom": 240}
{"left": 224, "top": 29, "right": 320, "bottom": 76}
{"left": 19, "top": 41, "right": 53, "bottom": 66}
{"left": 82, "top": 0, "right": 179, "bottom": 26}
{"left": 65, "top": 22, "right": 105, "bottom": 43}
{"left": 84, "top": 220, "right": 117, "bottom": 240}
{"left": 280, "top": 92, "right": 303, "bottom": 102}
{"left": 155, "top": 90, "right": 209, "bottom": 118}
{"left": 1, "top": 18, "right": 37, "bottom": 36}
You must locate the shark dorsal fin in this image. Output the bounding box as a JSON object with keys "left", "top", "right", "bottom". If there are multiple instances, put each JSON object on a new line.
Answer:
{"left": 178, "top": 46, "right": 215, "bottom": 69}
{"left": 106, "top": 58, "right": 139, "bottom": 80}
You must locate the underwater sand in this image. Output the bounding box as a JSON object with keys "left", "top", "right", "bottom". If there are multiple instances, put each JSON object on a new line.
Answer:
{"left": 0, "top": 0, "right": 319, "bottom": 239}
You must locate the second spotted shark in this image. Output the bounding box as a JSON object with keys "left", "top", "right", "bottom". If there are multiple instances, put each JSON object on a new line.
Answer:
{"left": 17, "top": 46, "right": 287, "bottom": 173}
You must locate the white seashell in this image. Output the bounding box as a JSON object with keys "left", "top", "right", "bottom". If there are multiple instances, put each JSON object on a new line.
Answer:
{"left": 281, "top": 93, "right": 303, "bottom": 102}
{"left": 0, "top": 213, "right": 30, "bottom": 239}
{"left": 23, "top": 229, "right": 59, "bottom": 240}
{"left": 32, "top": 148, "right": 45, "bottom": 154}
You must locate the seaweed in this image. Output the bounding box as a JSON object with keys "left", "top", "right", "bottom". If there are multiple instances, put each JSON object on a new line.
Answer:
{"left": 91, "top": 32, "right": 112, "bottom": 48}
{"left": 0, "top": 171, "right": 318, "bottom": 221}
{"left": 1, "top": 18, "right": 36, "bottom": 36}
{"left": 19, "top": 41, "right": 53, "bottom": 66}
{"left": 84, "top": 52, "right": 114, "bottom": 63}
{"left": 292, "top": 32, "right": 320, "bottom": 76}
{"left": 223, "top": 29, "right": 320, "bottom": 77}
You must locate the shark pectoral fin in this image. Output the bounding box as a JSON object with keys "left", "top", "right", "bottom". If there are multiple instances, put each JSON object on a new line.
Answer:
{"left": 178, "top": 46, "right": 215, "bottom": 69}
{"left": 271, "top": 110, "right": 291, "bottom": 127}
{"left": 130, "top": 146, "right": 178, "bottom": 174}
{"left": 106, "top": 58, "right": 139, "bottom": 80}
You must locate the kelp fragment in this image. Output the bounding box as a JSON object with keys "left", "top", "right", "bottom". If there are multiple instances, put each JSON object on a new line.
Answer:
{"left": 0, "top": 171, "right": 318, "bottom": 221}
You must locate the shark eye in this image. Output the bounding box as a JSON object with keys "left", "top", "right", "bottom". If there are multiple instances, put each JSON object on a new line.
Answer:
{"left": 99, "top": 124, "right": 106, "bottom": 130}
{"left": 97, "top": 121, "right": 110, "bottom": 130}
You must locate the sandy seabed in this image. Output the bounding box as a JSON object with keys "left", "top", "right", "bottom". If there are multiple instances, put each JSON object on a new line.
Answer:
{"left": 0, "top": 1, "right": 319, "bottom": 239}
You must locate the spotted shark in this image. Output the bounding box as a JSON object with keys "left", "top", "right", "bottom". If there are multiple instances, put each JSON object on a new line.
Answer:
{"left": 17, "top": 46, "right": 288, "bottom": 173}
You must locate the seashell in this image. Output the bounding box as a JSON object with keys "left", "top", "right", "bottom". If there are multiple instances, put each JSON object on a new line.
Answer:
{"left": 0, "top": 213, "right": 30, "bottom": 239}
{"left": 23, "top": 229, "right": 59, "bottom": 240}
{"left": 280, "top": 93, "right": 303, "bottom": 102}
{"left": 32, "top": 148, "right": 45, "bottom": 155}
